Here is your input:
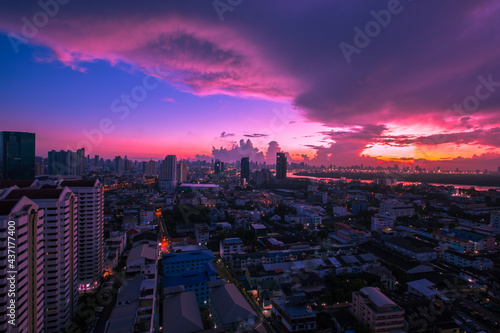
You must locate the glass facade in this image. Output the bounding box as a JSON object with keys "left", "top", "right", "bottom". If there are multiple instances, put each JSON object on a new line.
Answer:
{"left": 0, "top": 131, "right": 35, "bottom": 180}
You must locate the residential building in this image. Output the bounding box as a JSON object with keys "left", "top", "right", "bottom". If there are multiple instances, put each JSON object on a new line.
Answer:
{"left": 177, "top": 161, "right": 188, "bottom": 183}
{"left": 214, "top": 160, "right": 223, "bottom": 174}
{"left": 160, "top": 155, "right": 177, "bottom": 191}
{"left": 106, "top": 275, "right": 156, "bottom": 333}
{"left": 0, "top": 131, "right": 35, "bottom": 180}
{"left": 407, "top": 279, "right": 441, "bottom": 300}
{"left": 47, "top": 149, "right": 85, "bottom": 176}
{"left": 220, "top": 238, "right": 244, "bottom": 259}
{"left": 351, "top": 287, "right": 405, "bottom": 333}
{"left": 114, "top": 156, "right": 123, "bottom": 175}
{"left": 351, "top": 201, "right": 368, "bottom": 215}
{"left": 276, "top": 152, "right": 287, "bottom": 180}
{"left": 2, "top": 187, "right": 78, "bottom": 332}
{"left": 380, "top": 200, "right": 414, "bottom": 218}
{"left": 61, "top": 179, "right": 103, "bottom": 291}
{"left": 0, "top": 197, "right": 44, "bottom": 333}
{"left": 163, "top": 290, "right": 204, "bottom": 333}
{"left": 194, "top": 223, "right": 209, "bottom": 245}
{"left": 371, "top": 213, "right": 396, "bottom": 231}
{"left": 443, "top": 250, "right": 493, "bottom": 270}
{"left": 272, "top": 298, "right": 317, "bottom": 332}
{"left": 142, "top": 160, "right": 156, "bottom": 176}
{"left": 241, "top": 157, "right": 250, "bottom": 185}
{"left": 126, "top": 242, "right": 158, "bottom": 276}
{"left": 432, "top": 228, "right": 495, "bottom": 253}
{"left": 490, "top": 211, "right": 500, "bottom": 230}
{"left": 209, "top": 283, "right": 257, "bottom": 330}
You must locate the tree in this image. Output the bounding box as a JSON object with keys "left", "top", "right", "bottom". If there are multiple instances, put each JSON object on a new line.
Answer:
{"left": 317, "top": 228, "right": 329, "bottom": 240}
{"left": 294, "top": 223, "right": 304, "bottom": 233}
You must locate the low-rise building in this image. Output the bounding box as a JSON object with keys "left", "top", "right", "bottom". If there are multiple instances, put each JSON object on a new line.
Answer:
{"left": 351, "top": 287, "right": 405, "bottom": 333}
{"left": 194, "top": 223, "right": 210, "bottom": 245}
{"left": 384, "top": 238, "right": 437, "bottom": 262}
{"left": 163, "top": 290, "right": 204, "bottom": 333}
{"left": 407, "top": 279, "right": 442, "bottom": 300}
{"left": 371, "top": 213, "right": 396, "bottom": 231}
{"left": 209, "top": 283, "right": 257, "bottom": 330}
{"left": 220, "top": 237, "right": 244, "bottom": 259}
{"left": 443, "top": 250, "right": 494, "bottom": 270}
{"left": 272, "top": 298, "right": 317, "bottom": 332}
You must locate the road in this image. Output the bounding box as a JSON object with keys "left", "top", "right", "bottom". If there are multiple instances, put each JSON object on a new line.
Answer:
{"left": 213, "top": 260, "right": 278, "bottom": 333}
{"left": 457, "top": 296, "right": 500, "bottom": 332}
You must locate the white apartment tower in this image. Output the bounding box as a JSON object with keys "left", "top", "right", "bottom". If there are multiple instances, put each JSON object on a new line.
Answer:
{"left": 0, "top": 197, "right": 45, "bottom": 333}
{"left": 160, "top": 155, "right": 177, "bottom": 191}
{"left": 2, "top": 187, "right": 78, "bottom": 332}
{"left": 61, "top": 179, "right": 103, "bottom": 291}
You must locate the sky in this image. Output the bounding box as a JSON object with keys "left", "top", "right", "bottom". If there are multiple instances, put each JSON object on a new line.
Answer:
{"left": 1, "top": 0, "right": 500, "bottom": 170}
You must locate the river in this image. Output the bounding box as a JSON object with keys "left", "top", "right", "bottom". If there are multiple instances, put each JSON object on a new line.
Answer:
{"left": 287, "top": 173, "right": 500, "bottom": 191}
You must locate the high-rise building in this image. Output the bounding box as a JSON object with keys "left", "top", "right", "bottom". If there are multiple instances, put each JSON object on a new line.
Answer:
{"left": 177, "top": 161, "right": 188, "bottom": 183}
{"left": 241, "top": 157, "right": 250, "bottom": 184}
{"left": 35, "top": 156, "right": 45, "bottom": 176}
{"left": 61, "top": 179, "right": 103, "bottom": 292}
{"left": 114, "top": 156, "right": 123, "bottom": 175}
{"left": 491, "top": 211, "right": 500, "bottom": 230}
{"left": 214, "top": 160, "right": 223, "bottom": 174}
{"left": 276, "top": 152, "right": 287, "bottom": 180}
{"left": 2, "top": 187, "right": 78, "bottom": 332}
{"left": 160, "top": 155, "right": 177, "bottom": 191}
{"left": 0, "top": 197, "right": 45, "bottom": 333}
{"left": 0, "top": 131, "right": 35, "bottom": 180}
{"left": 123, "top": 156, "right": 131, "bottom": 173}
{"left": 142, "top": 160, "right": 156, "bottom": 176}
{"left": 47, "top": 148, "right": 85, "bottom": 176}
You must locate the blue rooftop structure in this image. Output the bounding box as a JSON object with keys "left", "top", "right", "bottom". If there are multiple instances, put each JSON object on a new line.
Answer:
{"left": 164, "top": 268, "right": 217, "bottom": 306}
{"left": 165, "top": 271, "right": 213, "bottom": 288}
{"left": 162, "top": 250, "right": 215, "bottom": 263}
{"left": 224, "top": 237, "right": 243, "bottom": 244}
{"left": 162, "top": 250, "right": 215, "bottom": 277}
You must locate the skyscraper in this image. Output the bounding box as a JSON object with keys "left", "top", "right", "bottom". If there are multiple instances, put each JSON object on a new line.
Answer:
{"left": 160, "top": 155, "right": 177, "bottom": 191}
{"left": 241, "top": 157, "right": 250, "bottom": 184}
{"left": 61, "top": 179, "right": 103, "bottom": 292}
{"left": 177, "top": 161, "right": 188, "bottom": 183}
{"left": 0, "top": 197, "right": 45, "bottom": 333}
{"left": 47, "top": 148, "right": 85, "bottom": 176}
{"left": 276, "top": 152, "right": 287, "bottom": 180}
{"left": 2, "top": 187, "right": 78, "bottom": 332}
{"left": 0, "top": 131, "right": 35, "bottom": 180}
{"left": 214, "top": 160, "right": 222, "bottom": 174}
{"left": 114, "top": 156, "right": 123, "bottom": 175}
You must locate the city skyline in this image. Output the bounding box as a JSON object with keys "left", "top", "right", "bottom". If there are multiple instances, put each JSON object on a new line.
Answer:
{"left": 1, "top": 1, "right": 500, "bottom": 171}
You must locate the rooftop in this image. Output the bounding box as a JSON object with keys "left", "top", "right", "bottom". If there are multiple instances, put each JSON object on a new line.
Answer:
{"left": 163, "top": 291, "right": 204, "bottom": 333}
{"left": 209, "top": 283, "right": 256, "bottom": 326}
{"left": 162, "top": 250, "right": 214, "bottom": 264}
{"left": 60, "top": 179, "right": 99, "bottom": 187}
{"left": 407, "top": 279, "right": 440, "bottom": 297}
{"left": 5, "top": 188, "right": 64, "bottom": 200}
{"left": 222, "top": 237, "right": 243, "bottom": 244}
{"left": 273, "top": 298, "right": 316, "bottom": 319}
{"left": 360, "top": 287, "right": 396, "bottom": 308}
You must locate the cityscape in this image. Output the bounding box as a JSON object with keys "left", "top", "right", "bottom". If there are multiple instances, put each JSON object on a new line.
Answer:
{"left": 1, "top": 1, "right": 500, "bottom": 333}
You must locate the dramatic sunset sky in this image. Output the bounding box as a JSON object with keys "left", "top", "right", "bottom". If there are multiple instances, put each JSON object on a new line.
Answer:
{"left": 1, "top": 0, "right": 500, "bottom": 170}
